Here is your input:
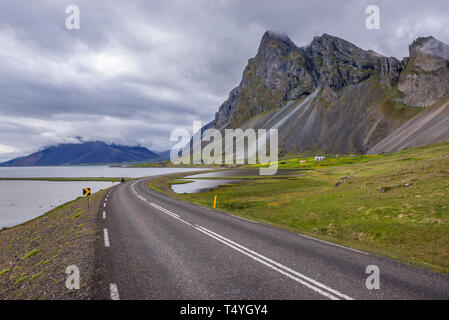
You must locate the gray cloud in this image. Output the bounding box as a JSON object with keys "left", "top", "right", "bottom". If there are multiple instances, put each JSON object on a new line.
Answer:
{"left": 1, "top": 0, "right": 449, "bottom": 161}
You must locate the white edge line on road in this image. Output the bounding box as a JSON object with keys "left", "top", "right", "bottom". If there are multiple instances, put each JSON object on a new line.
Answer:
{"left": 196, "top": 225, "right": 354, "bottom": 301}
{"left": 110, "top": 283, "right": 120, "bottom": 300}
{"left": 104, "top": 228, "right": 110, "bottom": 247}
{"left": 194, "top": 225, "right": 342, "bottom": 300}
{"left": 231, "top": 215, "right": 258, "bottom": 224}
{"left": 103, "top": 211, "right": 106, "bottom": 219}
{"left": 297, "top": 233, "right": 369, "bottom": 256}
{"left": 128, "top": 180, "right": 353, "bottom": 300}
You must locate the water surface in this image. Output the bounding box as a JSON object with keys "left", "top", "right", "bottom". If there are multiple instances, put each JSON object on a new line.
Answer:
{"left": 184, "top": 168, "right": 301, "bottom": 178}
{"left": 0, "top": 166, "right": 201, "bottom": 178}
{"left": 0, "top": 180, "right": 113, "bottom": 228}
{"left": 171, "top": 179, "right": 238, "bottom": 194}
{"left": 0, "top": 166, "right": 206, "bottom": 228}
{"left": 173, "top": 168, "right": 301, "bottom": 194}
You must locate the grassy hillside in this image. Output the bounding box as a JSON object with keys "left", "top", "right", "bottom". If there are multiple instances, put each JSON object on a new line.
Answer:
{"left": 151, "top": 142, "right": 449, "bottom": 273}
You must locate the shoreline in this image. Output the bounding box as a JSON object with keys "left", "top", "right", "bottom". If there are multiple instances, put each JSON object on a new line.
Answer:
{"left": 0, "top": 187, "right": 110, "bottom": 299}
{"left": 0, "top": 177, "right": 123, "bottom": 182}
{"left": 0, "top": 178, "right": 122, "bottom": 230}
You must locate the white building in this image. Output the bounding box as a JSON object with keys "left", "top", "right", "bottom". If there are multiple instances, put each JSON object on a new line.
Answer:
{"left": 314, "top": 156, "right": 325, "bottom": 161}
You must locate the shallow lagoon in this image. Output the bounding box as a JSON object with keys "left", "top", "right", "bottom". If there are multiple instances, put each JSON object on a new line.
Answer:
{"left": 0, "top": 166, "right": 204, "bottom": 228}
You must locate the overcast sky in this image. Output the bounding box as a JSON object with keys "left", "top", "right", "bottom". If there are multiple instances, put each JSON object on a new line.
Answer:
{"left": 1, "top": 0, "right": 449, "bottom": 161}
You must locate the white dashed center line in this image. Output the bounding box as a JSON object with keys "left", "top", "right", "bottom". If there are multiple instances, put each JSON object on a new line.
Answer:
{"left": 103, "top": 211, "right": 106, "bottom": 219}
{"left": 104, "top": 228, "right": 110, "bottom": 247}
{"left": 110, "top": 283, "right": 120, "bottom": 300}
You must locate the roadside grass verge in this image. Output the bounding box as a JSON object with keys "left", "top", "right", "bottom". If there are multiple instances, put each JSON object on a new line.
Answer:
{"left": 150, "top": 142, "right": 449, "bottom": 273}
{"left": 0, "top": 187, "right": 110, "bottom": 299}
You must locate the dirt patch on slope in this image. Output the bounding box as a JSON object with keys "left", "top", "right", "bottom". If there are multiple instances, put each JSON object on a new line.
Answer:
{"left": 368, "top": 96, "right": 449, "bottom": 154}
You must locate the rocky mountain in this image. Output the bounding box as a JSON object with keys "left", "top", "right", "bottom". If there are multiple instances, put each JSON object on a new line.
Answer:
{"left": 396, "top": 36, "right": 449, "bottom": 107}
{"left": 206, "top": 31, "right": 449, "bottom": 155}
{"left": 0, "top": 141, "right": 163, "bottom": 166}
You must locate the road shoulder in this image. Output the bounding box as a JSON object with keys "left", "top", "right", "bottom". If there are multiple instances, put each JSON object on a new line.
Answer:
{"left": 0, "top": 188, "right": 109, "bottom": 299}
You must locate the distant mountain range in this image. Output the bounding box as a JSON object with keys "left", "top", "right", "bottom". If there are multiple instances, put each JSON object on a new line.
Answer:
{"left": 0, "top": 141, "right": 168, "bottom": 166}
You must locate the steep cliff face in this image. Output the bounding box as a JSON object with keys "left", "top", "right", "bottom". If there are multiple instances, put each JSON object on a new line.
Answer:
{"left": 306, "top": 34, "right": 402, "bottom": 101}
{"left": 254, "top": 32, "right": 316, "bottom": 100}
{"left": 309, "top": 35, "right": 378, "bottom": 86}
{"left": 214, "top": 31, "right": 316, "bottom": 129}
{"left": 214, "top": 32, "right": 403, "bottom": 130}
{"left": 397, "top": 36, "right": 449, "bottom": 107}
{"left": 209, "top": 32, "right": 449, "bottom": 155}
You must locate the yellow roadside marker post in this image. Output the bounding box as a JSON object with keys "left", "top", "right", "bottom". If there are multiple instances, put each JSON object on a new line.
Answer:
{"left": 83, "top": 188, "right": 91, "bottom": 210}
{"left": 213, "top": 195, "right": 217, "bottom": 209}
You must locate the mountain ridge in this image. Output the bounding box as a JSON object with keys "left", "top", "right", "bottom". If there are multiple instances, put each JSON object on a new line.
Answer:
{"left": 0, "top": 141, "right": 165, "bottom": 166}
{"left": 205, "top": 31, "right": 449, "bottom": 155}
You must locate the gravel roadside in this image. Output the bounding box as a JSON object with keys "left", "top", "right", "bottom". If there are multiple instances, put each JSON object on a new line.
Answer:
{"left": 0, "top": 187, "right": 111, "bottom": 299}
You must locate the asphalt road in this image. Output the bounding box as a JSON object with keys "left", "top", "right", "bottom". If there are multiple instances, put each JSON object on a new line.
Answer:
{"left": 94, "top": 177, "right": 449, "bottom": 300}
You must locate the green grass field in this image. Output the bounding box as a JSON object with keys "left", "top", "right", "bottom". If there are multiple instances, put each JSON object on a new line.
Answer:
{"left": 150, "top": 142, "right": 449, "bottom": 273}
